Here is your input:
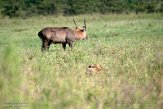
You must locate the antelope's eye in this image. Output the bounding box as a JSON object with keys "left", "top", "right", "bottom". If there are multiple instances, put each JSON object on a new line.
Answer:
{"left": 88, "top": 65, "right": 92, "bottom": 68}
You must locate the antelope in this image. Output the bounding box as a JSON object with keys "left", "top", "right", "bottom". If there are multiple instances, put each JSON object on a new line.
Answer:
{"left": 38, "top": 18, "right": 87, "bottom": 51}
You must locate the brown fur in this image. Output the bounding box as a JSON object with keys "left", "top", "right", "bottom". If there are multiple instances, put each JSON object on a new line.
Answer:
{"left": 38, "top": 20, "right": 87, "bottom": 51}
{"left": 86, "top": 64, "right": 102, "bottom": 75}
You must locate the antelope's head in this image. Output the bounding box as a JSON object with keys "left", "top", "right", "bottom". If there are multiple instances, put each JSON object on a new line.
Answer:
{"left": 73, "top": 18, "right": 87, "bottom": 40}
{"left": 86, "top": 64, "right": 102, "bottom": 75}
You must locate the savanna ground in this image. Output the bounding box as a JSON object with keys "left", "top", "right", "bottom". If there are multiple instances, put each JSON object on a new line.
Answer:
{"left": 0, "top": 13, "right": 163, "bottom": 109}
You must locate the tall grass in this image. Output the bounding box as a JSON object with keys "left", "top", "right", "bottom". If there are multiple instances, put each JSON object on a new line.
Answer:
{"left": 0, "top": 43, "right": 22, "bottom": 105}
{"left": 0, "top": 13, "right": 163, "bottom": 109}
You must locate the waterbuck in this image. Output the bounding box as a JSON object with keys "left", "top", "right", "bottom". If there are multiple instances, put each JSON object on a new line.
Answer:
{"left": 38, "top": 18, "right": 87, "bottom": 51}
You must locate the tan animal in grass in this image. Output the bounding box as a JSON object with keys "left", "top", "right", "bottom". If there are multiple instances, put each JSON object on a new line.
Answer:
{"left": 38, "top": 18, "right": 87, "bottom": 51}
{"left": 86, "top": 64, "right": 102, "bottom": 75}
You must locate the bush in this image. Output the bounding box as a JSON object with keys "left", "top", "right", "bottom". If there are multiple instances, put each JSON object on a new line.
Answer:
{"left": 0, "top": 0, "right": 162, "bottom": 17}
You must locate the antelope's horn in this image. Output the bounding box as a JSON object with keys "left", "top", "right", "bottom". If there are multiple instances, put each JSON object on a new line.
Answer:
{"left": 73, "top": 18, "right": 78, "bottom": 27}
{"left": 84, "top": 19, "right": 86, "bottom": 30}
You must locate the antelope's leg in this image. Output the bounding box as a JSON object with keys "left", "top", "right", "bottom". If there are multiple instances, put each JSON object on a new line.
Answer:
{"left": 42, "top": 39, "right": 50, "bottom": 51}
{"left": 62, "top": 43, "right": 66, "bottom": 50}
{"left": 41, "top": 41, "right": 45, "bottom": 51}
{"left": 47, "top": 40, "right": 52, "bottom": 50}
{"left": 68, "top": 42, "right": 73, "bottom": 50}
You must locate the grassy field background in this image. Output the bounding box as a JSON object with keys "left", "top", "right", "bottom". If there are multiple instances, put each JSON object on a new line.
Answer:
{"left": 0, "top": 13, "right": 163, "bottom": 109}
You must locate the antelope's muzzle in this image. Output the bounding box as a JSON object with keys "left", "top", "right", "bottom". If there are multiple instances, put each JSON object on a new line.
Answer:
{"left": 83, "top": 36, "right": 88, "bottom": 40}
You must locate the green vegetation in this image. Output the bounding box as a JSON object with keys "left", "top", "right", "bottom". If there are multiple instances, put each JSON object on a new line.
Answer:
{"left": 0, "top": 0, "right": 163, "bottom": 17}
{"left": 0, "top": 13, "right": 163, "bottom": 109}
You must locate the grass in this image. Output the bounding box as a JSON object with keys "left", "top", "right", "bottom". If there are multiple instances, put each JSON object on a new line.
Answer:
{"left": 0, "top": 13, "right": 163, "bottom": 109}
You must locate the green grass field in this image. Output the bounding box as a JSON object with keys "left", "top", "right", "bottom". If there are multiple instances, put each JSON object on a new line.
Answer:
{"left": 0, "top": 13, "right": 163, "bottom": 109}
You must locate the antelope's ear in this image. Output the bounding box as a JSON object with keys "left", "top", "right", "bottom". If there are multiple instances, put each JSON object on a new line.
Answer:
{"left": 95, "top": 64, "right": 102, "bottom": 70}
